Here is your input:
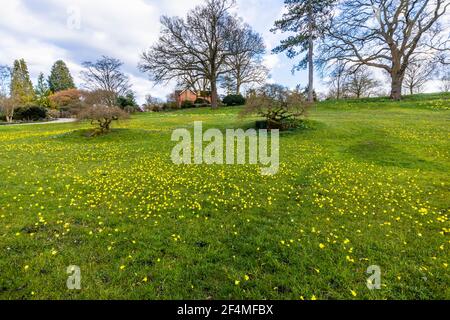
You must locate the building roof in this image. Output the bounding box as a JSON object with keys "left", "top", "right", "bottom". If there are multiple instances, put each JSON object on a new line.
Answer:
{"left": 175, "top": 89, "right": 196, "bottom": 97}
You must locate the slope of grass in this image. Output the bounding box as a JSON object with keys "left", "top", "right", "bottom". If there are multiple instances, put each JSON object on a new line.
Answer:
{"left": 0, "top": 95, "right": 449, "bottom": 300}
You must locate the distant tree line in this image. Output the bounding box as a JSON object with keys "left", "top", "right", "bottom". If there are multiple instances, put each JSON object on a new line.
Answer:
{"left": 138, "top": 0, "right": 449, "bottom": 106}
{"left": 0, "top": 56, "right": 139, "bottom": 124}
{"left": 2, "top": 0, "right": 450, "bottom": 121}
{"left": 273, "top": 0, "right": 450, "bottom": 101}
{"left": 139, "top": 0, "right": 269, "bottom": 109}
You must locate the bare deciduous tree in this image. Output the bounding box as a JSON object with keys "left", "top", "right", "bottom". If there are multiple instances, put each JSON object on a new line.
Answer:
{"left": 241, "top": 84, "right": 309, "bottom": 130}
{"left": 346, "top": 67, "right": 381, "bottom": 98}
{"left": 320, "top": 0, "right": 450, "bottom": 100}
{"left": 0, "top": 97, "right": 17, "bottom": 123}
{"left": 325, "top": 60, "right": 349, "bottom": 99}
{"left": 0, "top": 66, "right": 15, "bottom": 122}
{"left": 81, "top": 56, "right": 131, "bottom": 106}
{"left": 427, "top": 31, "right": 450, "bottom": 65}
{"left": 143, "top": 94, "right": 164, "bottom": 112}
{"left": 403, "top": 59, "right": 436, "bottom": 95}
{"left": 441, "top": 67, "right": 450, "bottom": 91}
{"left": 139, "top": 0, "right": 237, "bottom": 109}
{"left": 83, "top": 89, "right": 117, "bottom": 107}
{"left": 177, "top": 72, "right": 211, "bottom": 94}
{"left": 78, "top": 90, "right": 129, "bottom": 136}
{"left": 77, "top": 105, "right": 129, "bottom": 135}
{"left": 225, "top": 22, "right": 268, "bottom": 94}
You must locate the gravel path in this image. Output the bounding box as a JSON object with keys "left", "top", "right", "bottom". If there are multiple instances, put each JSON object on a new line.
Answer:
{"left": 4, "top": 118, "right": 76, "bottom": 126}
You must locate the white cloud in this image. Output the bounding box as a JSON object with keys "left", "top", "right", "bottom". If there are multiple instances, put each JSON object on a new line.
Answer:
{"left": 263, "top": 55, "right": 280, "bottom": 70}
{"left": 0, "top": 29, "right": 69, "bottom": 79}
{"left": 0, "top": 0, "right": 323, "bottom": 103}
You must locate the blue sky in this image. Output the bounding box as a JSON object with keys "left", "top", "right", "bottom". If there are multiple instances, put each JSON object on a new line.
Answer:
{"left": 0, "top": 0, "right": 322, "bottom": 103}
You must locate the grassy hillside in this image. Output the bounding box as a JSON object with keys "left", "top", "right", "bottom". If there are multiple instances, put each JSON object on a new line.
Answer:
{"left": 0, "top": 94, "right": 449, "bottom": 299}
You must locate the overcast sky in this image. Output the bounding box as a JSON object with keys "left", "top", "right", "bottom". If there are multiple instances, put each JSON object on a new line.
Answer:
{"left": 0, "top": 0, "right": 328, "bottom": 103}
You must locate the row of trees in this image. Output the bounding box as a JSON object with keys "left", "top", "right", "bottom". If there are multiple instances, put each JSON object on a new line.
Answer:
{"left": 272, "top": 0, "right": 450, "bottom": 101}
{"left": 326, "top": 65, "right": 381, "bottom": 99}
{"left": 0, "top": 59, "right": 75, "bottom": 106}
{"left": 139, "top": 0, "right": 269, "bottom": 109}
{"left": 3, "top": 0, "right": 449, "bottom": 117}
{"left": 326, "top": 58, "right": 450, "bottom": 99}
{"left": 138, "top": 0, "right": 449, "bottom": 105}
{"left": 0, "top": 56, "right": 139, "bottom": 122}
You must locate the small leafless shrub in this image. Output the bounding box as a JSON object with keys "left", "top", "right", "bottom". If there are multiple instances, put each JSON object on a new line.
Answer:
{"left": 240, "top": 84, "right": 310, "bottom": 130}
{"left": 77, "top": 105, "right": 129, "bottom": 136}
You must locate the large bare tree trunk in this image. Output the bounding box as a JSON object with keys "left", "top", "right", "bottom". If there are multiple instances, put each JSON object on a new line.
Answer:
{"left": 6, "top": 109, "right": 13, "bottom": 123}
{"left": 236, "top": 82, "right": 241, "bottom": 96}
{"left": 390, "top": 73, "right": 404, "bottom": 100}
{"left": 321, "top": 0, "right": 448, "bottom": 102}
{"left": 308, "top": 34, "right": 314, "bottom": 103}
{"left": 211, "top": 78, "right": 218, "bottom": 109}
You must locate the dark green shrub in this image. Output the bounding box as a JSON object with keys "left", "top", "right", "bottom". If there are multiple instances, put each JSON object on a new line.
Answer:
{"left": 255, "top": 119, "right": 307, "bottom": 130}
{"left": 181, "top": 100, "right": 195, "bottom": 109}
{"left": 255, "top": 120, "right": 267, "bottom": 129}
{"left": 163, "top": 102, "right": 179, "bottom": 110}
{"left": 14, "top": 106, "right": 48, "bottom": 121}
{"left": 117, "top": 92, "right": 138, "bottom": 109}
{"left": 223, "top": 94, "right": 246, "bottom": 106}
{"left": 194, "top": 98, "right": 209, "bottom": 104}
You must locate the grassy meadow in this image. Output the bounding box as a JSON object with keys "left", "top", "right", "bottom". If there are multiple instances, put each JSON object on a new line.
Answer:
{"left": 0, "top": 94, "right": 449, "bottom": 300}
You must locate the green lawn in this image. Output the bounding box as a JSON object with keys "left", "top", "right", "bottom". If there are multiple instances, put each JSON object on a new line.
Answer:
{"left": 0, "top": 94, "right": 449, "bottom": 300}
